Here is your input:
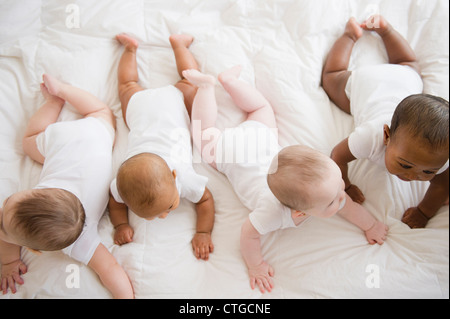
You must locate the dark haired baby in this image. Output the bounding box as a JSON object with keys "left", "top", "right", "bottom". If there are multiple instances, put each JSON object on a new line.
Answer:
{"left": 322, "top": 15, "right": 449, "bottom": 228}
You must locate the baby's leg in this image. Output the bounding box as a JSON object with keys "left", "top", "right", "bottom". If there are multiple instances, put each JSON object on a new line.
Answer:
{"left": 362, "top": 15, "right": 419, "bottom": 72}
{"left": 116, "top": 34, "right": 144, "bottom": 127}
{"left": 23, "top": 83, "right": 65, "bottom": 164}
{"left": 182, "top": 69, "right": 219, "bottom": 167}
{"left": 169, "top": 34, "right": 199, "bottom": 118}
{"left": 218, "top": 65, "right": 277, "bottom": 129}
{"left": 42, "top": 74, "right": 114, "bottom": 127}
{"left": 322, "top": 17, "right": 363, "bottom": 114}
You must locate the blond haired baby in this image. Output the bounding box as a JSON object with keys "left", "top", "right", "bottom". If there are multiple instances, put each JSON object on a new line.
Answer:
{"left": 183, "top": 65, "right": 388, "bottom": 293}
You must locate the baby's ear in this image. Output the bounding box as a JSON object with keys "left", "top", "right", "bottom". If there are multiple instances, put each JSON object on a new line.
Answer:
{"left": 172, "top": 169, "right": 177, "bottom": 179}
{"left": 26, "top": 247, "right": 42, "bottom": 255}
{"left": 383, "top": 124, "right": 391, "bottom": 145}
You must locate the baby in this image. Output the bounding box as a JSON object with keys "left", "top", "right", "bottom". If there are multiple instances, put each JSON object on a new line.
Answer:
{"left": 109, "top": 34, "right": 215, "bottom": 260}
{"left": 0, "top": 76, "right": 133, "bottom": 298}
{"left": 183, "top": 65, "right": 388, "bottom": 293}
{"left": 322, "top": 15, "right": 449, "bottom": 228}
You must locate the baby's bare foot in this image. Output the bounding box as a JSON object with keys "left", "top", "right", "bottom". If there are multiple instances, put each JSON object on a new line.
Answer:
{"left": 116, "top": 33, "right": 139, "bottom": 51}
{"left": 40, "top": 83, "right": 65, "bottom": 104}
{"left": 218, "top": 65, "right": 242, "bottom": 86}
{"left": 42, "top": 74, "right": 64, "bottom": 97}
{"left": 361, "top": 15, "right": 391, "bottom": 36}
{"left": 182, "top": 69, "right": 215, "bottom": 87}
{"left": 344, "top": 17, "right": 363, "bottom": 42}
{"left": 169, "top": 34, "right": 194, "bottom": 49}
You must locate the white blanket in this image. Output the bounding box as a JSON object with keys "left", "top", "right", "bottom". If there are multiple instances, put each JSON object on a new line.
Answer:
{"left": 0, "top": 0, "right": 448, "bottom": 299}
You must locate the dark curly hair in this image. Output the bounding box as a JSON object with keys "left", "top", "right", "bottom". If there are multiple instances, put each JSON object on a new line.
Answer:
{"left": 390, "top": 94, "right": 449, "bottom": 150}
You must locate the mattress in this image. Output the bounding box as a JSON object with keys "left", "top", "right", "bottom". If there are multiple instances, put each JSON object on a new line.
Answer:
{"left": 0, "top": 0, "right": 448, "bottom": 299}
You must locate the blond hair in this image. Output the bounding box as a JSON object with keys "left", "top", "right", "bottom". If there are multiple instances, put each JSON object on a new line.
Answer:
{"left": 11, "top": 188, "right": 85, "bottom": 250}
{"left": 116, "top": 153, "right": 174, "bottom": 217}
{"left": 267, "top": 145, "right": 330, "bottom": 211}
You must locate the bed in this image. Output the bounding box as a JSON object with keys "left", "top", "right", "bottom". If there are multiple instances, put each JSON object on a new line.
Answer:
{"left": 0, "top": 0, "right": 448, "bottom": 299}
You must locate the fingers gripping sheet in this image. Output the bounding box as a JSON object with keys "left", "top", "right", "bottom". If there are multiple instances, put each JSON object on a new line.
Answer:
{"left": 0, "top": 0, "right": 448, "bottom": 299}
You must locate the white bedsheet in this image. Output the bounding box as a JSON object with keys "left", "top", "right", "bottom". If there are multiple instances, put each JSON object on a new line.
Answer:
{"left": 0, "top": 0, "right": 448, "bottom": 299}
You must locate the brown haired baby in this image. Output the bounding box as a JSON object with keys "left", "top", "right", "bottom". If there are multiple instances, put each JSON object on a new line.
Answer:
{"left": 322, "top": 15, "right": 449, "bottom": 229}
{"left": 108, "top": 34, "right": 215, "bottom": 260}
{"left": 0, "top": 75, "right": 133, "bottom": 298}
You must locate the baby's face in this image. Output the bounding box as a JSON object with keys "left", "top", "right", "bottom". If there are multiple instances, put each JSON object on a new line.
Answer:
{"left": 302, "top": 160, "right": 346, "bottom": 218}
{"left": 385, "top": 127, "right": 448, "bottom": 182}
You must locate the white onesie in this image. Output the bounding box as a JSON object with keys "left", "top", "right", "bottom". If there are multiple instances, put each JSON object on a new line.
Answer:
{"left": 110, "top": 85, "right": 208, "bottom": 205}
{"left": 215, "top": 120, "right": 298, "bottom": 235}
{"left": 35, "top": 117, "right": 114, "bottom": 265}
{"left": 346, "top": 64, "right": 449, "bottom": 174}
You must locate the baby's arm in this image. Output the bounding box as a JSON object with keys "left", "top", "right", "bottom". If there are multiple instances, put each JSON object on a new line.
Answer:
{"left": 88, "top": 243, "right": 134, "bottom": 299}
{"left": 108, "top": 194, "right": 134, "bottom": 245}
{"left": 0, "top": 239, "right": 27, "bottom": 294}
{"left": 402, "top": 168, "right": 449, "bottom": 228}
{"left": 240, "top": 218, "right": 274, "bottom": 293}
{"left": 338, "top": 194, "right": 388, "bottom": 245}
{"left": 331, "top": 138, "right": 365, "bottom": 204}
{"left": 192, "top": 187, "right": 215, "bottom": 260}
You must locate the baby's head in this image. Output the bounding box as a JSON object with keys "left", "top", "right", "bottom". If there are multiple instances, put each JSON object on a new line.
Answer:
{"left": 267, "top": 145, "right": 346, "bottom": 218}
{"left": 0, "top": 188, "right": 85, "bottom": 251}
{"left": 116, "top": 153, "right": 180, "bottom": 220}
{"left": 384, "top": 94, "right": 449, "bottom": 182}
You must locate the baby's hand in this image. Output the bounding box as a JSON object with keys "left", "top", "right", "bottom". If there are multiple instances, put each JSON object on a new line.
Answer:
{"left": 1, "top": 259, "right": 27, "bottom": 294}
{"left": 191, "top": 232, "right": 214, "bottom": 261}
{"left": 402, "top": 207, "right": 429, "bottom": 229}
{"left": 364, "top": 221, "right": 388, "bottom": 245}
{"left": 114, "top": 223, "right": 134, "bottom": 245}
{"left": 247, "top": 261, "right": 274, "bottom": 293}
{"left": 346, "top": 184, "right": 365, "bottom": 204}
